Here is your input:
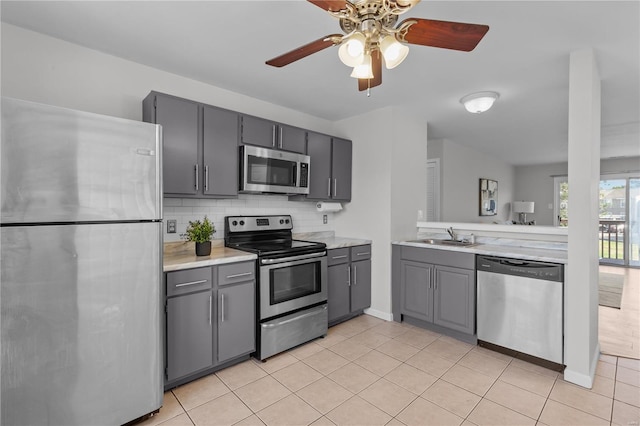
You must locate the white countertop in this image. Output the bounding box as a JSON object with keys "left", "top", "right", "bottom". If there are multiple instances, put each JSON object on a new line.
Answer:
{"left": 394, "top": 240, "right": 567, "bottom": 264}
{"left": 163, "top": 245, "right": 257, "bottom": 272}
{"left": 297, "top": 235, "right": 372, "bottom": 249}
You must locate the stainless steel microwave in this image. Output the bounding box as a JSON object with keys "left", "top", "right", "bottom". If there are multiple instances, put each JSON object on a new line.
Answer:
{"left": 240, "top": 145, "right": 310, "bottom": 195}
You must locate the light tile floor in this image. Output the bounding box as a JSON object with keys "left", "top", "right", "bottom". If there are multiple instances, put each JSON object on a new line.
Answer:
{"left": 141, "top": 315, "right": 640, "bottom": 426}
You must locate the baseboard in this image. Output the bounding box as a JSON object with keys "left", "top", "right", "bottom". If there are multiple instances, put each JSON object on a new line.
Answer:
{"left": 563, "top": 342, "right": 600, "bottom": 388}
{"left": 363, "top": 308, "right": 393, "bottom": 321}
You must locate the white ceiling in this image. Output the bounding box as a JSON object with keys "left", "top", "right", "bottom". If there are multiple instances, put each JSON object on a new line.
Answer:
{"left": 2, "top": 1, "right": 639, "bottom": 166}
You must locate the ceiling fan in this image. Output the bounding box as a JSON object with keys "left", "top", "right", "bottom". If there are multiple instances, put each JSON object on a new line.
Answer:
{"left": 266, "top": 0, "right": 489, "bottom": 92}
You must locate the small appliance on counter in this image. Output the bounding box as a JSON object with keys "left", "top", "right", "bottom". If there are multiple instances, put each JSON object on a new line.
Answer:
{"left": 224, "top": 215, "right": 327, "bottom": 360}
{"left": 1, "top": 97, "right": 163, "bottom": 425}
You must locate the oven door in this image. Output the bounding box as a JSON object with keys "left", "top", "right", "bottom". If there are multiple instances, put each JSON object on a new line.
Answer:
{"left": 259, "top": 252, "right": 327, "bottom": 320}
{"left": 241, "top": 145, "right": 309, "bottom": 195}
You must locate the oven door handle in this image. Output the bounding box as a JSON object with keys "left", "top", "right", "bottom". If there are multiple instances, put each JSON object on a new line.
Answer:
{"left": 260, "top": 251, "right": 327, "bottom": 265}
{"left": 261, "top": 304, "right": 328, "bottom": 328}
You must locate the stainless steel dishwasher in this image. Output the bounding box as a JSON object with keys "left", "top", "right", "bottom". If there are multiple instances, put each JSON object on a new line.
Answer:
{"left": 476, "top": 255, "right": 564, "bottom": 364}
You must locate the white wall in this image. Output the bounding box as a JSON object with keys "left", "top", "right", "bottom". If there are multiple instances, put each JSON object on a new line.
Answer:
{"left": 428, "top": 138, "right": 515, "bottom": 223}
{"left": 564, "top": 48, "right": 601, "bottom": 388}
{"left": 333, "top": 107, "right": 428, "bottom": 319}
{"left": 0, "top": 24, "right": 336, "bottom": 133}
{"left": 1, "top": 23, "right": 341, "bottom": 242}
{"left": 514, "top": 162, "right": 568, "bottom": 226}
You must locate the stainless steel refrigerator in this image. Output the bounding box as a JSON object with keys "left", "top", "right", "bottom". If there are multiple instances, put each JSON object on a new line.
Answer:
{"left": 1, "top": 97, "right": 163, "bottom": 425}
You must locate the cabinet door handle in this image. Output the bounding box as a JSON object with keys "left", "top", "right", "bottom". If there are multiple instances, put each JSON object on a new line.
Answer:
{"left": 175, "top": 279, "right": 208, "bottom": 288}
{"left": 334, "top": 178, "right": 337, "bottom": 197}
{"left": 226, "top": 272, "right": 253, "bottom": 279}
{"left": 347, "top": 266, "right": 351, "bottom": 286}
{"left": 272, "top": 125, "right": 277, "bottom": 147}
{"left": 356, "top": 252, "right": 370, "bottom": 256}
{"left": 204, "top": 165, "right": 209, "bottom": 192}
{"left": 327, "top": 178, "right": 331, "bottom": 197}
{"left": 221, "top": 293, "right": 225, "bottom": 323}
{"left": 194, "top": 164, "right": 199, "bottom": 191}
{"left": 209, "top": 295, "right": 212, "bottom": 326}
{"left": 353, "top": 265, "right": 357, "bottom": 286}
{"left": 332, "top": 255, "right": 348, "bottom": 260}
{"left": 279, "top": 127, "right": 283, "bottom": 149}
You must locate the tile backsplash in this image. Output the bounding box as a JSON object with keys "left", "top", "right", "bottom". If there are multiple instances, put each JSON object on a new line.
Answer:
{"left": 163, "top": 194, "right": 336, "bottom": 242}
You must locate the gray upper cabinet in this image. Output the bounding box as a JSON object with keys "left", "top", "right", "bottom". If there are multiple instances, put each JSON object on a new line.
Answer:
{"left": 331, "top": 138, "right": 352, "bottom": 201}
{"left": 143, "top": 91, "right": 239, "bottom": 198}
{"left": 203, "top": 105, "right": 239, "bottom": 197}
{"left": 306, "top": 133, "right": 352, "bottom": 201}
{"left": 144, "top": 93, "right": 199, "bottom": 195}
{"left": 240, "top": 115, "right": 306, "bottom": 154}
{"left": 306, "top": 132, "right": 333, "bottom": 199}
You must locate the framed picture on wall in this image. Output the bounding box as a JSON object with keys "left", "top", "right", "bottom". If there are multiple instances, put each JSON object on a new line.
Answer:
{"left": 479, "top": 178, "right": 498, "bottom": 216}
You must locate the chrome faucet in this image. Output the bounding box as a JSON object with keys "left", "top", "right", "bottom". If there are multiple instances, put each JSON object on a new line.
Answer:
{"left": 446, "top": 227, "right": 457, "bottom": 241}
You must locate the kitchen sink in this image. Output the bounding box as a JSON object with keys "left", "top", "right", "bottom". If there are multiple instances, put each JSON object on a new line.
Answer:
{"left": 408, "top": 239, "right": 478, "bottom": 247}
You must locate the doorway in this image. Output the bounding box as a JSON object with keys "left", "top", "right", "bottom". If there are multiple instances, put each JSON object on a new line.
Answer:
{"left": 599, "top": 176, "right": 640, "bottom": 267}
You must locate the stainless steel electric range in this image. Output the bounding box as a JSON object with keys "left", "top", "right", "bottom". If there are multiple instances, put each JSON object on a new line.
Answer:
{"left": 224, "top": 215, "right": 328, "bottom": 360}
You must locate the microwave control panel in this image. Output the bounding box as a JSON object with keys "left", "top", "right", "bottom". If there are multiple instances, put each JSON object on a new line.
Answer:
{"left": 300, "top": 163, "right": 308, "bottom": 188}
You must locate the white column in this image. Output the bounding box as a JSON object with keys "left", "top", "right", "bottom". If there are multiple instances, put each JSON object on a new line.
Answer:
{"left": 564, "top": 48, "right": 601, "bottom": 388}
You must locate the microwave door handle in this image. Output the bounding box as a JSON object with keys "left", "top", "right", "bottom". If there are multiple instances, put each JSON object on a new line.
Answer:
{"left": 292, "top": 163, "right": 297, "bottom": 186}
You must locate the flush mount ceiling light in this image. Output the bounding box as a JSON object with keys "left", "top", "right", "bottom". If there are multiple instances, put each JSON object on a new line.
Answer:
{"left": 266, "top": 0, "right": 490, "bottom": 94}
{"left": 460, "top": 91, "right": 500, "bottom": 113}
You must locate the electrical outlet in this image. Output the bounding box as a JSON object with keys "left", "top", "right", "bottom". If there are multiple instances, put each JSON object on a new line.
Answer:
{"left": 323, "top": 215, "right": 328, "bottom": 224}
{"left": 167, "top": 219, "right": 177, "bottom": 233}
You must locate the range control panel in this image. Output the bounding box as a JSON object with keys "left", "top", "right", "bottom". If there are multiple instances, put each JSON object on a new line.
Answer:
{"left": 225, "top": 215, "right": 293, "bottom": 233}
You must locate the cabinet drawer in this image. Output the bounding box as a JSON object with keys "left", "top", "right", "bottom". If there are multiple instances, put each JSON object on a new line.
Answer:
{"left": 167, "top": 267, "right": 212, "bottom": 297}
{"left": 400, "top": 246, "right": 474, "bottom": 270}
{"left": 218, "top": 261, "right": 256, "bottom": 286}
{"left": 327, "top": 248, "right": 350, "bottom": 266}
{"left": 351, "top": 245, "right": 371, "bottom": 261}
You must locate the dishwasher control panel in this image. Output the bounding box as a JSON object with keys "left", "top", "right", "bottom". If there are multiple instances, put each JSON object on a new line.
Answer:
{"left": 476, "top": 255, "right": 563, "bottom": 282}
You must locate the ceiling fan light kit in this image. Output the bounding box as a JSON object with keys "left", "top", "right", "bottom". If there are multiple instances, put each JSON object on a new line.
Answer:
{"left": 350, "top": 54, "right": 374, "bottom": 78}
{"left": 380, "top": 35, "right": 409, "bottom": 69}
{"left": 460, "top": 91, "right": 500, "bottom": 113}
{"left": 266, "top": 0, "right": 490, "bottom": 92}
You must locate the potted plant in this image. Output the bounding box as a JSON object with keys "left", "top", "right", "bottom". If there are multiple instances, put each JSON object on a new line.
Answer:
{"left": 185, "top": 216, "right": 215, "bottom": 256}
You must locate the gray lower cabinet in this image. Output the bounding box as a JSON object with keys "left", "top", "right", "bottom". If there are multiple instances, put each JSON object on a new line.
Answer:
{"left": 305, "top": 132, "right": 352, "bottom": 201}
{"left": 165, "top": 267, "right": 213, "bottom": 383}
{"left": 240, "top": 115, "right": 306, "bottom": 154}
{"left": 165, "top": 261, "right": 255, "bottom": 389}
{"left": 143, "top": 91, "right": 239, "bottom": 198}
{"left": 327, "top": 245, "right": 371, "bottom": 324}
{"left": 217, "top": 280, "right": 255, "bottom": 364}
{"left": 393, "top": 245, "right": 475, "bottom": 337}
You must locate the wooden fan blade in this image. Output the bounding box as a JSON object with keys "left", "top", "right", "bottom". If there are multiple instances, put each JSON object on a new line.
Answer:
{"left": 266, "top": 34, "right": 342, "bottom": 67}
{"left": 308, "top": 0, "right": 350, "bottom": 12}
{"left": 399, "top": 18, "right": 489, "bottom": 52}
{"left": 358, "top": 49, "right": 382, "bottom": 91}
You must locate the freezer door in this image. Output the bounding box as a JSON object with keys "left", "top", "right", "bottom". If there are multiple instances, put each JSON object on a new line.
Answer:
{"left": 1, "top": 222, "right": 163, "bottom": 426}
{"left": 1, "top": 97, "right": 162, "bottom": 223}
